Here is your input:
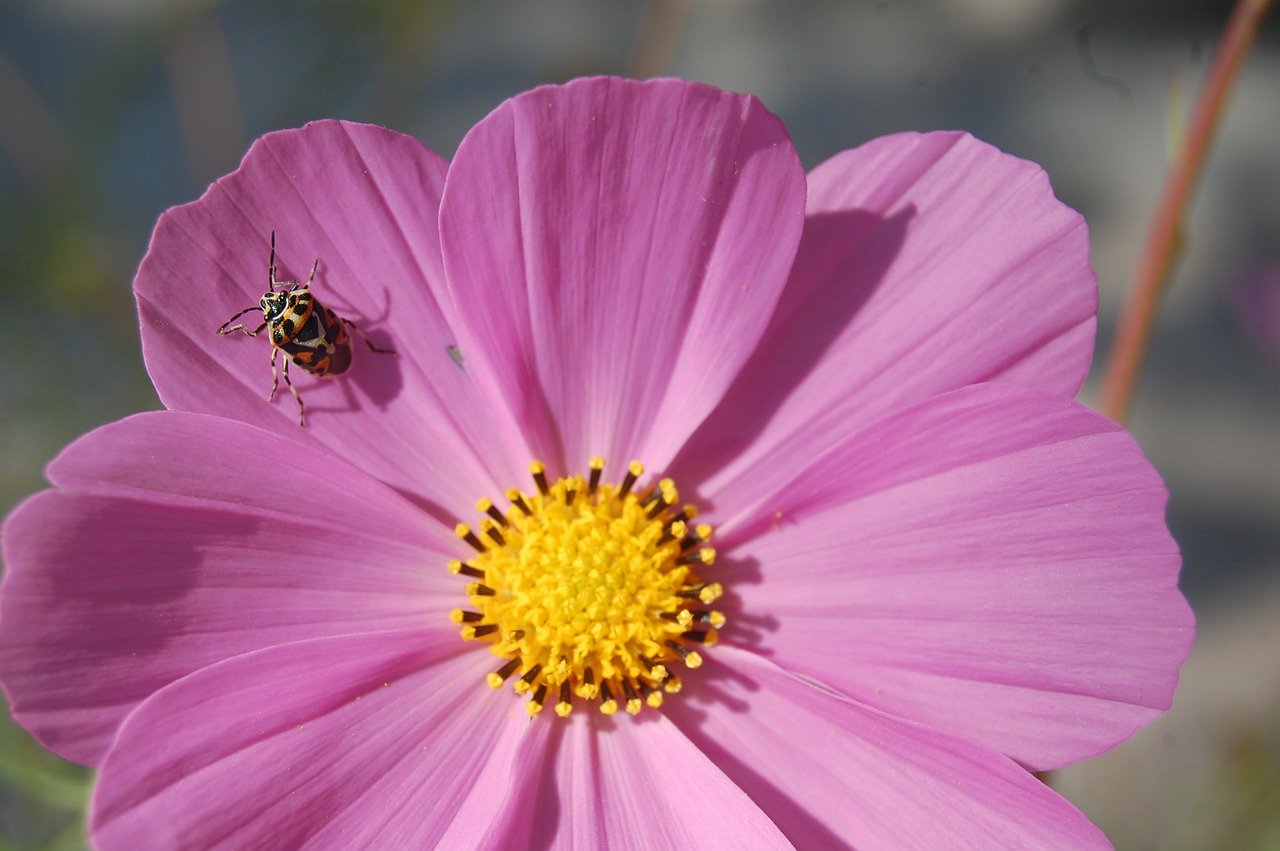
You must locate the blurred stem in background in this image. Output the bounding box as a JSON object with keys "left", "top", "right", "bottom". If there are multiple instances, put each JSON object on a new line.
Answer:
{"left": 1099, "top": 0, "right": 1274, "bottom": 425}
{"left": 629, "top": 0, "right": 693, "bottom": 79}
{"left": 163, "top": 10, "right": 246, "bottom": 191}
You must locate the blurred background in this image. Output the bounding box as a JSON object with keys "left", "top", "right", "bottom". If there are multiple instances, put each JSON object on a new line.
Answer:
{"left": 1, "top": 0, "right": 1277, "bottom": 848}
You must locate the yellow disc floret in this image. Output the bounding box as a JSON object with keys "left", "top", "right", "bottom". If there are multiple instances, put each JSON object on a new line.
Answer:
{"left": 449, "top": 459, "right": 723, "bottom": 718}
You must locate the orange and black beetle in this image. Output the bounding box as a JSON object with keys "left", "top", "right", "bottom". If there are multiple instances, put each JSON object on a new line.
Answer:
{"left": 217, "top": 231, "right": 393, "bottom": 426}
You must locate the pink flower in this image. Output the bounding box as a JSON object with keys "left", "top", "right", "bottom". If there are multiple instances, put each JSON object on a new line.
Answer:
{"left": 0, "top": 77, "right": 1193, "bottom": 848}
{"left": 1232, "top": 264, "right": 1280, "bottom": 369}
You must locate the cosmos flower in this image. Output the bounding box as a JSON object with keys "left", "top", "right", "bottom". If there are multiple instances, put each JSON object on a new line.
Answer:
{"left": 0, "top": 77, "right": 1193, "bottom": 848}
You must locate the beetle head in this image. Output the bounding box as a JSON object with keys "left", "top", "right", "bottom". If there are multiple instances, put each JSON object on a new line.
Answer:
{"left": 260, "top": 291, "right": 289, "bottom": 320}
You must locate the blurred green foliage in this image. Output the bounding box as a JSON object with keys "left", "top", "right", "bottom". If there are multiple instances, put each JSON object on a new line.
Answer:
{"left": 0, "top": 719, "right": 89, "bottom": 850}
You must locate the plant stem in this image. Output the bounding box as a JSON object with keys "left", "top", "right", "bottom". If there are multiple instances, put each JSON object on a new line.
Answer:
{"left": 1098, "top": 0, "right": 1274, "bottom": 424}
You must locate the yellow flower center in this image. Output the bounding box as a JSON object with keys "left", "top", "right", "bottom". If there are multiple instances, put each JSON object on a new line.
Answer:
{"left": 449, "top": 459, "right": 724, "bottom": 718}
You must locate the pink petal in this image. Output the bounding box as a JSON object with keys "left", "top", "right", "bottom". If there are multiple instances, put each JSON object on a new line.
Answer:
{"left": 91, "top": 630, "right": 533, "bottom": 849}
{"left": 667, "top": 647, "right": 1111, "bottom": 850}
{"left": 0, "top": 412, "right": 454, "bottom": 765}
{"left": 437, "top": 715, "right": 556, "bottom": 849}
{"left": 439, "top": 77, "right": 806, "bottom": 473}
{"left": 487, "top": 712, "right": 790, "bottom": 849}
{"left": 673, "top": 131, "right": 1097, "bottom": 498}
{"left": 717, "top": 384, "right": 1193, "bottom": 769}
{"left": 136, "top": 120, "right": 531, "bottom": 509}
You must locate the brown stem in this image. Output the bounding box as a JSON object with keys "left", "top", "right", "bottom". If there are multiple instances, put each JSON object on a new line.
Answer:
{"left": 1098, "top": 0, "right": 1274, "bottom": 424}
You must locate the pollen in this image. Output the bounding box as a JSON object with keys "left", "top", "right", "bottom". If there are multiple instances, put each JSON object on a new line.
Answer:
{"left": 449, "top": 459, "right": 723, "bottom": 718}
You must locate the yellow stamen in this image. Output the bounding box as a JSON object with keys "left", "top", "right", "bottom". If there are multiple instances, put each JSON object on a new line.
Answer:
{"left": 449, "top": 459, "right": 723, "bottom": 718}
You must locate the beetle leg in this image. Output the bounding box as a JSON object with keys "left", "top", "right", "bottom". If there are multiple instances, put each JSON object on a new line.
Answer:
{"left": 268, "top": 347, "right": 280, "bottom": 403}
{"left": 344, "top": 318, "right": 397, "bottom": 354}
{"left": 281, "top": 358, "right": 305, "bottom": 427}
{"left": 218, "top": 308, "right": 267, "bottom": 336}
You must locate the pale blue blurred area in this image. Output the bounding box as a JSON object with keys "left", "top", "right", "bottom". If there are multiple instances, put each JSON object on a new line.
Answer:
{"left": 1, "top": 1, "right": 1277, "bottom": 848}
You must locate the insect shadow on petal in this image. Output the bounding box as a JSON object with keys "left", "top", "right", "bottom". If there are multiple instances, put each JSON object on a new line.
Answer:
{"left": 217, "top": 230, "right": 396, "bottom": 426}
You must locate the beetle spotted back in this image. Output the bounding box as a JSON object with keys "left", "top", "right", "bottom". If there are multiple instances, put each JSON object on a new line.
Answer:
{"left": 216, "top": 230, "right": 394, "bottom": 426}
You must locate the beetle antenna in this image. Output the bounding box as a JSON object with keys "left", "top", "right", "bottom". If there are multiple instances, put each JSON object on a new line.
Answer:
{"left": 269, "top": 229, "right": 278, "bottom": 291}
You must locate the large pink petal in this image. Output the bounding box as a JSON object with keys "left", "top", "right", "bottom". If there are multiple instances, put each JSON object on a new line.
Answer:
{"left": 484, "top": 711, "right": 790, "bottom": 849}
{"left": 91, "top": 630, "right": 534, "bottom": 849}
{"left": 715, "top": 384, "right": 1193, "bottom": 769}
{"left": 439, "top": 77, "right": 806, "bottom": 474}
{"left": 136, "top": 120, "right": 531, "bottom": 510}
{"left": 0, "top": 412, "right": 457, "bottom": 766}
{"left": 673, "top": 131, "right": 1097, "bottom": 498}
{"left": 668, "top": 647, "right": 1111, "bottom": 850}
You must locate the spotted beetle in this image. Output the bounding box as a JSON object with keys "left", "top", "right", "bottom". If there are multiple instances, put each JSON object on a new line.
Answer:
{"left": 217, "top": 231, "right": 394, "bottom": 426}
